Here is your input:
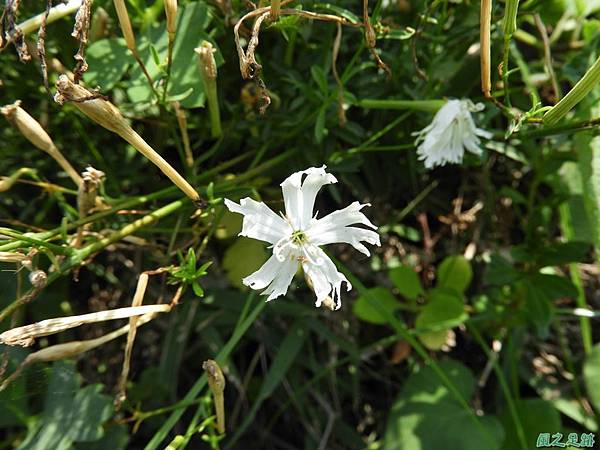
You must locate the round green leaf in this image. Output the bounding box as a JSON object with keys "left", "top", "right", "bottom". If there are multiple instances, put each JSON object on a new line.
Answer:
{"left": 389, "top": 266, "right": 424, "bottom": 300}
{"left": 415, "top": 288, "right": 467, "bottom": 350}
{"left": 437, "top": 255, "right": 473, "bottom": 293}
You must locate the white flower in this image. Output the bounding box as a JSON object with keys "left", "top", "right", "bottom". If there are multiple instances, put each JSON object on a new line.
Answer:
{"left": 413, "top": 99, "right": 492, "bottom": 169}
{"left": 224, "top": 166, "right": 380, "bottom": 310}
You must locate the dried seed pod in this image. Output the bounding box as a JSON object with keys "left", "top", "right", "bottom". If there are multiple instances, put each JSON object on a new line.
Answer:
{"left": 54, "top": 75, "right": 201, "bottom": 203}
{"left": 1, "top": 101, "right": 82, "bottom": 186}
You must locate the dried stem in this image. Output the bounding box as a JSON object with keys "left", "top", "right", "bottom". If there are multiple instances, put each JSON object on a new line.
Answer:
{"left": 480, "top": 0, "right": 492, "bottom": 99}
{"left": 332, "top": 23, "right": 346, "bottom": 126}
{"left": 534, "top": 13, "right": 561, "bottom": 101}
{"left": 171, "top": 101, "right": 194, "bottom": 167}
{"left": 0, "top": 304, "right": 171, "bottom": 346}
{"left": 362, "top": 0, "right": 391, "bottom": 77}
{"left": 116, "top": 272, "right": 149, "bottom": 407}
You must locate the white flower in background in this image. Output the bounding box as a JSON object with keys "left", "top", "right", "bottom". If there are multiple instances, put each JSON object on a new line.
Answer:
{"left": 413, "top": 99, "right": 492, "bottom": 169}
{"left": 224, "top": 166, "right": 380, "bottom": 310}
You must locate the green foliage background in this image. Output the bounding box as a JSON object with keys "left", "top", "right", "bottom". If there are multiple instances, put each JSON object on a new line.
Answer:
{"left": 1, "top": 0, "right": 600, "bottom": 449}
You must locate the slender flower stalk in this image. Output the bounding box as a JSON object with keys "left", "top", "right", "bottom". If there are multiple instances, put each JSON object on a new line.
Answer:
{"left": 413, "top": 99, "right": 492, "bottom": 169}
{"left": 53, "top": 75, "right": 201, "bottom": 204}
{"left": 225, "top": 166, "right": 380, "bottom": 309}
{"left": 195, "top": 42, "right": 222, "bottom": 138}
{"left": 1, "top": 101, "right": 82, "bottom": 186}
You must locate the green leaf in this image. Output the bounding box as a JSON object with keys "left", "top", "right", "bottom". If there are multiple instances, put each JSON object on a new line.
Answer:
{"left": 192, "top": 281, "right": 204, "bottom": 297}
{"left": 314, "top": 107, "right": 327, "bottom": 143}
{"left": 83, "top": 38, "right": 131, "bottom": 90}
{"left": 415, "top": 288, "right": 468, "bottom": 350}
{"left": 17, "top": 361, "right": 113, "bottom": 450}
{"left": 389, "top": 266, "right": 424, "bottom": 300}
{"left": 310, "top": 65, "right": 328, "bottom": 95}
{"left": 485, "top": 254, "right": 521, "bottom": 286}
{"left": 583, "top": 344, "right": 600, "bottom": 414}
{"left": 499, "top": 399, "right": 560, "bottom": 450}
{"left": 519, "top": 280, "right": 555, "bottom": 338}
{"left": 535, "top": 241, "right": 589, "bottom": 266}
{"left": 127, "top": 2, "right": 221, "bottom": 108}
{"left": 385, "top": 359, "right": 504, "bottom": 450}
{"left": 437, "top": 255, "right": 473, "bottom": 293}
{"left": 352, "top": 287, "right": 402, "bottom": 325}
{"left": 223, "top": 237, "right": 269, "bottom": 289}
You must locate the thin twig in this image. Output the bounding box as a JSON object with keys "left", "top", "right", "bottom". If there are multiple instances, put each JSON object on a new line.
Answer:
{"left": 534, "top": 13, "right": 561, "bottom": 101}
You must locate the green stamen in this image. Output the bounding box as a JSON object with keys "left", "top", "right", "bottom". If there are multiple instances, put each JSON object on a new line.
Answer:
{"left": 291, "top": 230, "right": 306, "bottom": 245}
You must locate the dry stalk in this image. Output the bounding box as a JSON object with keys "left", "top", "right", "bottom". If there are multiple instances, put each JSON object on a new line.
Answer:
{"left": 171, "top": 102, "right": 193, "bottom": 167}
{"left": 362, "top": 0, "right": 391, "bottom": 77}
{"left": 1, "top": 101, "right": 82, "bottom": 186}
{"left": 53, "top": 75, "right": 202, "bottom": 205}
{"left": 1, "top": 0, "right": 82, "bottom": 49}
{"left": 480, "top": 0, "right": 492, "bottom": 98}
{"left": 0, "top": 304, "right": 172, "bottom": 346}
{"left": 36, "top": 0, "right": 52, "bottom": 92}
{"left": 115, "top": 272, "right": 149, "bottom": 407}
{"left": 0, "top": 312, "right": 157, "bottom": 392}
{"left": 1, "top": 0, "right": 31, "bottom": 60}
{"left": 71, "top": 0, "right": 93, "bottom": 83}
{"left": 533, "top": 13, "right": 561, "bottom": 101}
{"left": 233, "top": 2, "right": 361, "bottom": 113}
{"left": 332, "top": 22, "right": 346, "bottom": 126}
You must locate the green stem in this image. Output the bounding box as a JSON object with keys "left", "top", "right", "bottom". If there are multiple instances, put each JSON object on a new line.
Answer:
{"left": 544, "top": 55, "right": 600, "bottom": 124}
{"left": 356, "top": 98, "right": 445, "bottom": 112}
{"left": 469, "top": 325, "right": 528, "bottom": 450}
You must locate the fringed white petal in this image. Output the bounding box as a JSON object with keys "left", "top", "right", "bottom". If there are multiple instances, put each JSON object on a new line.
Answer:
{"left": 302, "top": 249, "right": 351, "bottom": 310}
{"left": 414, "top": 98, "right": 490, "bottom": 169}
{"left": 280, "top": 166, "right": 337, "bottom": 229}
{"left": 261, "top": 256, "right": 298, "bottom": 301}
{"left": 225, "top": 198, "right": 291, "bottom": 245}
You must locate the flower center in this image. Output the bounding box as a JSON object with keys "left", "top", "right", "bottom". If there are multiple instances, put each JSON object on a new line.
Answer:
{"left": 290, "top": 229, "right": 307, "bottom": 245}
